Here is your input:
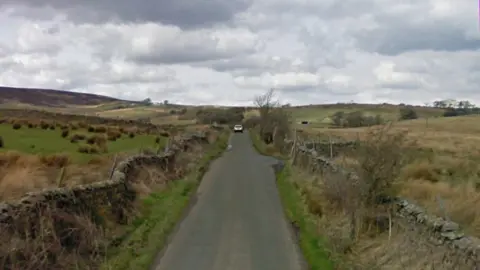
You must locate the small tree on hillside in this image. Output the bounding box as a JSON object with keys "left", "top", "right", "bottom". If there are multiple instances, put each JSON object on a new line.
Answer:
{"left": 331, "top": 111, "right": 345, "bottom": 127}
{"left": 141, "top": 98, "right": 153, "bottom": 106}
{"left": 399, "top": 107, "right": 418, "bottom": 120}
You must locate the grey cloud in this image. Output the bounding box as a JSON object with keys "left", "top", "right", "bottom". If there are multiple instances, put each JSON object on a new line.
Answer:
{"left": 247, "top": 0, "right": 375, "bottom": 23}
{"left": 3, "top": 0, "right": 252, "bottom": 29}
{"left": 205, "top": 55, "right": 313, "bottom": 76}
{"left": 355, "top": 24, "right": 480, "bottom": 55}
{"left": 132, "top": 48, "right": 251, "bottom": 65}
{"left": 377, "top": 81, "right": 422, "bottom": 90}
{"left": 80, "top": 24, "right": 263, "bottom": 66}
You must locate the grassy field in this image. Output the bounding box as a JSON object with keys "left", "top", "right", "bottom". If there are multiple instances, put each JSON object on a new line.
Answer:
{"left": 0, "top": 123, "right": 161, "bottom": 162}
{"left": 309, "top": 115, "right": 480, "bottom": 153}
{"left": 0, "top": 115, "right": 168, "bottom": 201}
{"left": 302, "top": 115, "right": 480, "bottom": 237}
{"left": 244, "top": 103, "right": 444, "bottom": 129}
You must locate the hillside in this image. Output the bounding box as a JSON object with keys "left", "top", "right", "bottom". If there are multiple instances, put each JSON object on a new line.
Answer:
{"left": 0, "top": 86, "right": 131, "bottom": 107}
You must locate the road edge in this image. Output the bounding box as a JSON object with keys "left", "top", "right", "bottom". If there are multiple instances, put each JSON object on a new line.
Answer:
{"left": 250, "top": 131, "right": 335, "bottom": 270}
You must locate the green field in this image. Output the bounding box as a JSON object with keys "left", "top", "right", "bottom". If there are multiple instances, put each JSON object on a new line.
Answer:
{"left": 244, "top": 104, "right": 445, "bottom": 129}
{"left": 0, "top": 124, "right": 163, "bottom": 163}
{"left": 285, "top": 104, "right": 444, "bottom": 128}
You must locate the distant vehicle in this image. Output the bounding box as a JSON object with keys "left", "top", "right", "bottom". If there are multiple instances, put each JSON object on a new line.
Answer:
{"left": 233, "top": 124, "right": 244, "bottom": 133}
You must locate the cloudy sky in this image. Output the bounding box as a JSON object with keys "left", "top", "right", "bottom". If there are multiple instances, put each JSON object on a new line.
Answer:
{"left": 0, "top": 0, "right": 478, "bottom": 106}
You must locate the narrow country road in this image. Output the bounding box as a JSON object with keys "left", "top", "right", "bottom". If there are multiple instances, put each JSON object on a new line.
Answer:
{"left": 151, "top": 131, "right": 305, "bottom": 270}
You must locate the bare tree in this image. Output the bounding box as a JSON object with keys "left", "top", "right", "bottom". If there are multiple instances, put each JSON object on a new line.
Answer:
{"left": 254, "top": 88, "right": 279, "bottom": 134}
{"left": 253, "top": 88, "right": 291, "bottom": 149}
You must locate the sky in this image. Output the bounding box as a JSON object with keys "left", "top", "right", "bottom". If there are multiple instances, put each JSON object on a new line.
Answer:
{"left": 0, "top": 0, "right": 479, "bottom": 106}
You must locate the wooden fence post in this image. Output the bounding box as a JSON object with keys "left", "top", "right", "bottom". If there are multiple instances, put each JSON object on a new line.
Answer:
{"left": 109, "top": 154, "right": 118, "bottom": 179}
{"left": 329, "top": 135, "right": 333, "bottom": 158}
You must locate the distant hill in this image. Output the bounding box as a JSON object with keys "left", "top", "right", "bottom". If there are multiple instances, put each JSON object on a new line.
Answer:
{"left": 0, "top": 86, "right": 133, "bottom": 107}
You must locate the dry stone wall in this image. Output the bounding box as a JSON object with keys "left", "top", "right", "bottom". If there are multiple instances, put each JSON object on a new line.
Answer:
{"left": 284, "top": 139, "right": 358, "bottom": 158}
{"left": 0, "top": 132, "right": 211, "bottom": 245}
{"left": 289, "top": 140, "right": 480, "bottom": 267}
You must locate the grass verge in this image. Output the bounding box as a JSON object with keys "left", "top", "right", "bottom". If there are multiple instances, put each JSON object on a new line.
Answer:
{"left": 101, "top": 132, "right": 229, "bottom": 270}
{"left": 249, "top": 131, "right": 335, "bottom": 270}
{"left": 276, "top": 165, "right": 335, "bottom": 270}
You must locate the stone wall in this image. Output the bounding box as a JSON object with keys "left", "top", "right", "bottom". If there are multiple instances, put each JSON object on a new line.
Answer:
{"left": 0, "top": 131, "right": 212, "bottom": 268}
{"left": 292, "top": 142, "right": 480, "bottom": 267}
{"left": 284, "top": 139, "right": 358, "bottom": 158}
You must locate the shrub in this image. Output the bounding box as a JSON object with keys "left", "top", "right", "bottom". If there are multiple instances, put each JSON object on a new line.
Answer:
{"left": 155, "top": 136, "right": 161, "bottom": 144}
{"left": 27, "top": 123, "right": 34, "bottom": 128}
{"left": 85, "top": 135, "right": 107, "bottom": 152}
{"left": 87, "top": 126, "right": 95, "bottom": 132}
{"left": 399, "top": 107, "right": 418, "bottom": 120}
{"left": 331, "top": 111, "right": 384, "bottom": 128}
{"left": 78, "top": 121, "right": 88, "bottom": 129}
{"left": 106, "top": 130, "right": 121, "bottom": 141}
{"left": 77, "top": 144, "right": 100, "bottom": 154}
{"left": 70, "top": 134, "right": 86, "bottom": 141}
{"left": 12, "top": 123, "right": 21, "bottom": 130}
{"left": 40, "top": 121, "right": 49, "bottom": 129}
{"left": 129, "top": 132, "right": 135, "bottom": 138}
{"left": 107, "top": 133, "right": 120, "bottom": 141}
{"left": 86, "top": 135, "right": 105, "bottom": 145}
{"left": 61, "top": 129, "right": 70, "bottom": 138}
{"left": 159, "top": 130, "right": 170, "bottom": 137}
{"left": 0, "top": 136, "right": 4, "bottom": 148}
{"left": 49, "top": 125, "right": 55, "bottom": 130}
{"left": 195, "top": 107, "right": 244, "bottom": 125}
{"left": 94, "top": 125, "right": 107, "bottom": 133}
{"left": 351, "top": 124, "right": 416, "bottom": 206}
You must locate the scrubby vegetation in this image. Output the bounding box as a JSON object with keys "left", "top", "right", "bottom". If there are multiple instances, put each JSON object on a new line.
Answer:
{"left": 331, "top": 110, "right": 384, "bottom": 128}
{"left": 194, "top": 107, "right": 245, "bottom": 125}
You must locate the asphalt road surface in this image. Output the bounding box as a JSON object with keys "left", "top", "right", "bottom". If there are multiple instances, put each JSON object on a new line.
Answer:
{"left": 151, "top": 131, "right": 305, "bottom": 270}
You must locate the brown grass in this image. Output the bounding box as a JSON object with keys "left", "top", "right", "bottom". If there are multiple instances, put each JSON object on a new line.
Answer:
{"left": 0, "top": 151, "right": 118, "bottom": 201}
{"left": 307, "top": 115, "right": 480, "bottom": 238}
{"left": 0, "top": 207, "right": 107, "bottom": 269}
{"left": 291, "top": 166, "right": 467, "bottom": 270}
{"left": 311, "top": 115, "right": 480, "bottom": 154}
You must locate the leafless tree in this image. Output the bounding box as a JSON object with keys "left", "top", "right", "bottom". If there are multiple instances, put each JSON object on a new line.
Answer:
{"left": 253, "top": 88, "right": 291, "bottom": 148}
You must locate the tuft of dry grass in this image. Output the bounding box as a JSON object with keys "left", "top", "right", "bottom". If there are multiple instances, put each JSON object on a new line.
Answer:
{"left": 0, "top": 207, "right": 107, "bottom": 270}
